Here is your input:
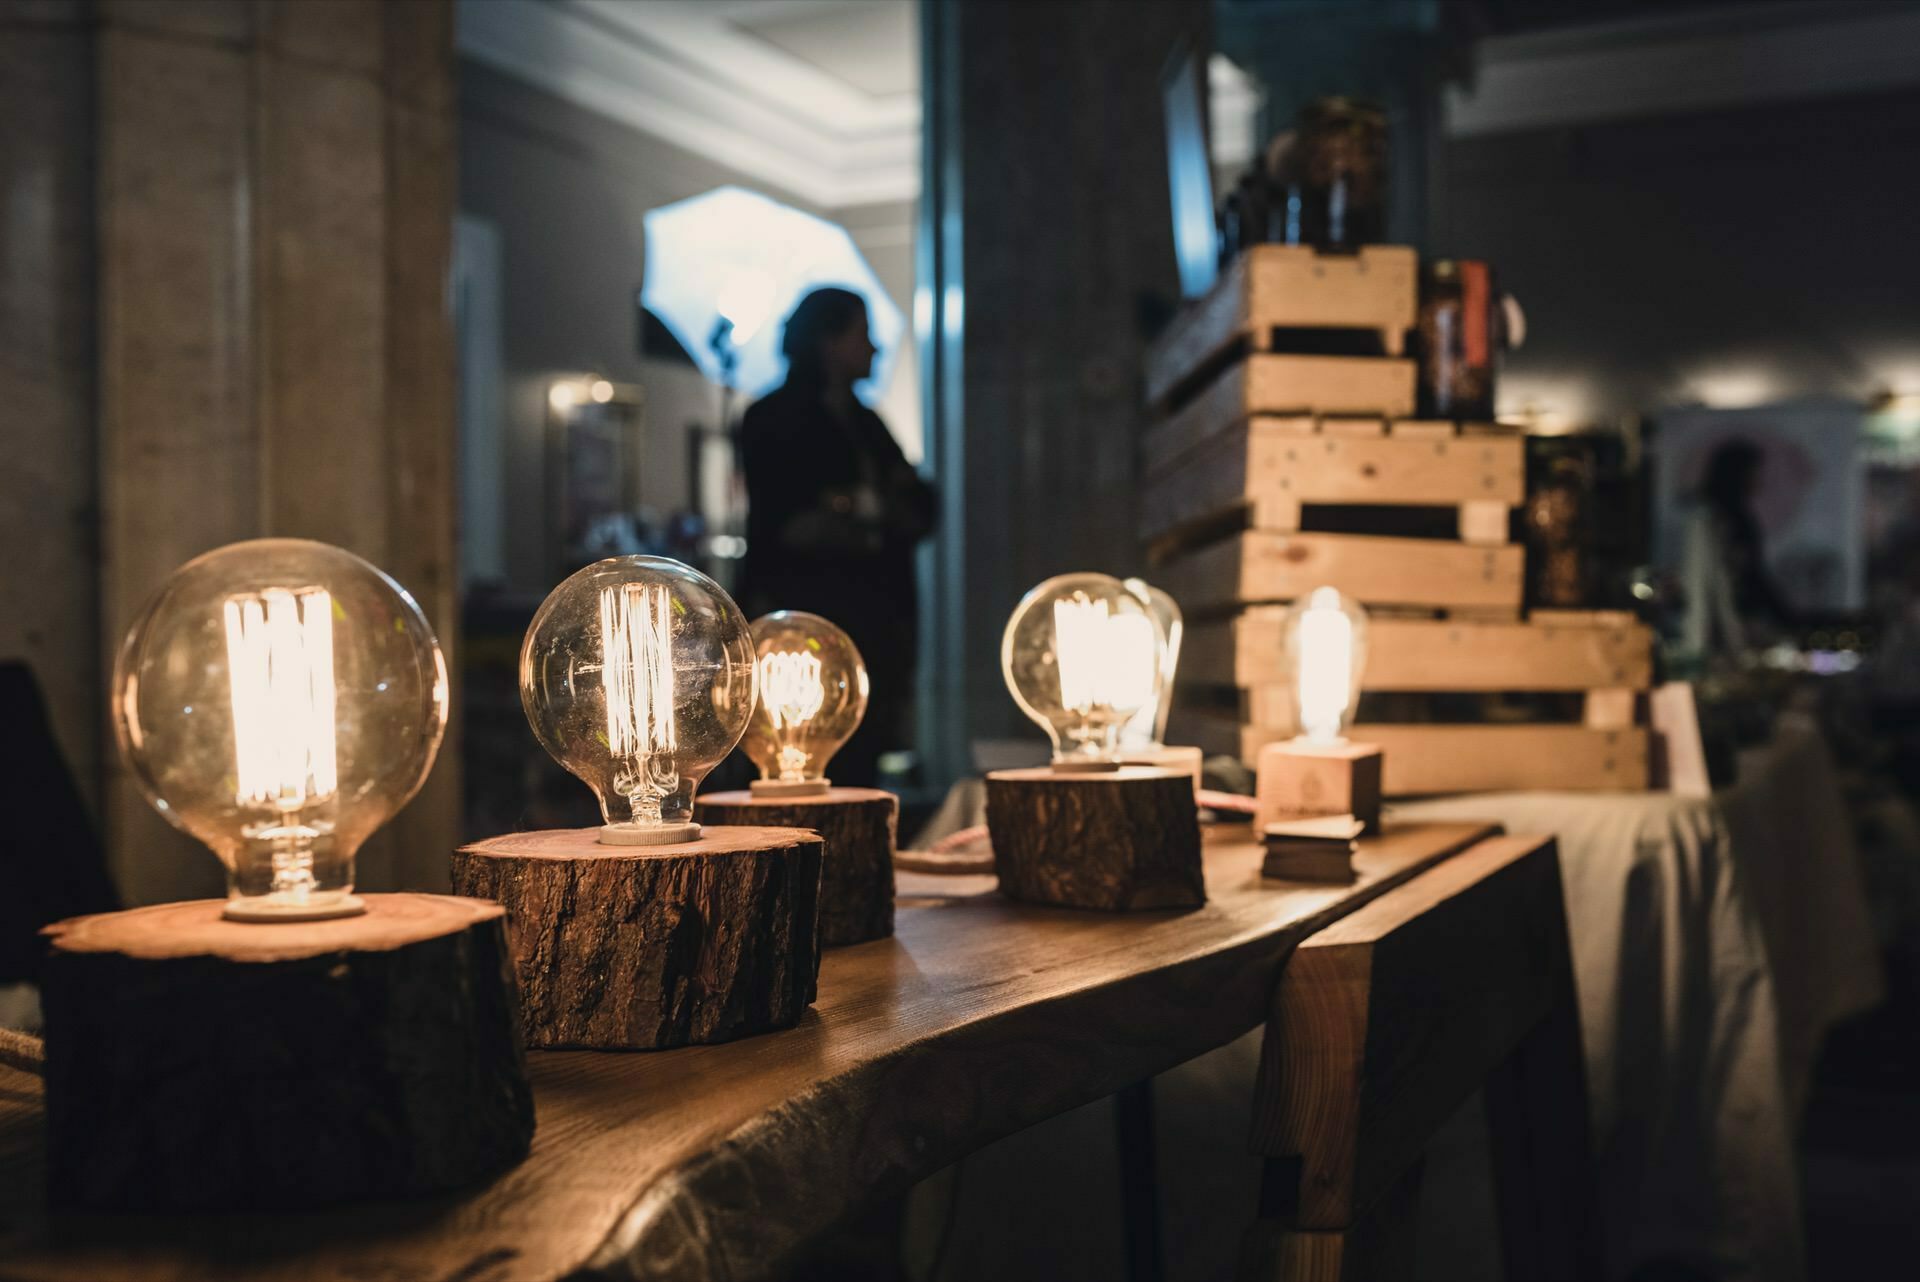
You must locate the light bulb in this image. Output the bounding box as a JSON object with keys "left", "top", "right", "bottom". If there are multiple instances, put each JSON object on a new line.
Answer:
{"left": 112, "top": 539, "right": 448, "bottom": 920}
{"left": 521, "top": 555, "right": 755, "bottom": 844}
{"left": 1002, "top": 573, "right": 1165, "bottom": 767}
{"left": 1282, "top": 586, "right": 1370, "bottom": 745}
{"left": 1120, "top": 578, "right": 1183, "bottom": 750}
{"left": 739, "top": 611, "right": 869, "bottom": 796}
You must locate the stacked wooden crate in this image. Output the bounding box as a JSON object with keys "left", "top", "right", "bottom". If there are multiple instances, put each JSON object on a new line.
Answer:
{"left": 1144, "top": 244, "right": 1653, "bottom": 795}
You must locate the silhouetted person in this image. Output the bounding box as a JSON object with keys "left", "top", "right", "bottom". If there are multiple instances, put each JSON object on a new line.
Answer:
{"left": 739, "top": 288, "right": 936, "bottom": 786}
{"left": 1683, "top": 439, "right": 1793, "bottom": 658}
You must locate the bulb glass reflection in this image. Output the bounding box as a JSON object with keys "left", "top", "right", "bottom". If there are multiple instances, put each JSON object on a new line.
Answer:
{"left": 521, "top": 556, "right": 755, "bottom": 842}
{"left": 1281, "top": 586, "right": 1370, "bottom": 745}
{"left": 740, "top": 612, "right": 869, "bottom": 794}
{"left": 113, "top": 539, "right": 448, "bottom": 920}
{"left": 1002, "top": 574, "right": 1165, "bottom": 765}
{"left": 1120, "top": 578, "right": 1183, "bottom": 750}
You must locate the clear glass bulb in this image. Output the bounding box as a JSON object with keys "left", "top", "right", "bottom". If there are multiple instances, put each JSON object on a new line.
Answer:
{"left": 1002, "top": 573, "right": 1165, "bottom": 766}
{"left": 1281, "top": 586, "right": 1371, "bottom": 745}
{"left": 521, "top": 556, "right": 756, "bottom": 844}
{"left": 112, "top": 539, "right": 448, "bottom": 920}
{"left": 739, "top": 611, "right": 869, "bottom": 795}
{"left": 1120, "top": 578, "right": 1183, "bottom": 750}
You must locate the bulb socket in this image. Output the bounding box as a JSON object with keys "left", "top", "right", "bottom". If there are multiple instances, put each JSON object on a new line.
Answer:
{"left": 749, "top": 778, "right": 832, "bottom": 798}
{"left": 598, "top": 821, "right": 702, "bottom": 846}
{"left": 221, "top": 892, "right": 368, "bottom": 923}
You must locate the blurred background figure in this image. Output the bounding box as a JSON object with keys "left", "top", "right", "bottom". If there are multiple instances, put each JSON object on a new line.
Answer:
{"left": 1683, "top": 438, "right": 1796, "bottom": 662}
{"left": 738, "top": 288, "right": 937, "bottom": 787}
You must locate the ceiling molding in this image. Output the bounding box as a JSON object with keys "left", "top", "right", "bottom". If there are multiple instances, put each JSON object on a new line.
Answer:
{"left": 457, "top": 0, "right": 921, "bottom": 208}
{"left": 1447, "top": 2, "right": 1920, "bottom": 136}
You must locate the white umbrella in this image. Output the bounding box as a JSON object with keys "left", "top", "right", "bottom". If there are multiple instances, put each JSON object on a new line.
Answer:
{"left": 642, "top": 186, "right": 905, "bottom": 401}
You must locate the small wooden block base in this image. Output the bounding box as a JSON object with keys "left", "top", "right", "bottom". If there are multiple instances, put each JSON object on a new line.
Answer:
{"left": 452, "top": 826, "right": 823, "bottom": 1049}
{"left": 696, "top": 787, "right": 898, "bottom": 946}
{"left": 985, "top": 766, "right": 1205, "bottom": 911}
{"left": 1256, "top": 740, "right": 1384, "bottom": 835}
{"left": 39, "top": 894, "right": 534, "bottom": 1212}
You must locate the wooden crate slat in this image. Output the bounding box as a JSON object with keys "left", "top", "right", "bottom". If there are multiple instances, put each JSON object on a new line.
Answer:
{"left": 1143, "top": 355, "right": 1418, "bottom": 478}
{"left": 1183, "top": 612, "right": 1654, "bottom": 691}
{"left": 1141, "top": 424, "right": 1525, "bottom": 545}
{"left": 1206, "top": 719, "right": 1649, "bottom": 794}
{"left": 1145, "top": 245, "right": 1418, "bottom": 407}
{"left": 1169, "top": 532, "right": 1524, "bottom": 615}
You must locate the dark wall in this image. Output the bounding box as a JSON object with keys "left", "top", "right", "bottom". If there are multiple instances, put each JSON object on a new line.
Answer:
{"left": 1435, "top": 88, "right": 1920, "bottom": 425}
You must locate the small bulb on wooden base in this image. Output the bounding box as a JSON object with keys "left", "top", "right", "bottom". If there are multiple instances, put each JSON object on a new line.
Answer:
{"left": 39, "top": 894, "right": 534, "bottom": 1212}
{"left": 697, "top": 787, "right": 898, "bottom": 945}
{"left": 452, "top": 826, "right": 823, "bottom": 1049}
{"left": 1255, "top": 739, "right": 1384, "bottom": 836}
{"left": 986, "top": 766, "right": 1205, "bottom": 911}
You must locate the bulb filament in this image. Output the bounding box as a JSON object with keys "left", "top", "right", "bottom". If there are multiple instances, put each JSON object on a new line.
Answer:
{"left": 760, "top": 649, "right": 826, "bottom": 780}
{"left": 223, "top": 585, "right": 338, "bottom": 899}
{"left": 600, "top": 582, "right": 680, "bottom": 822}
{"left": 1052, "top": 596, "right": 1158, "bottom": 756}
{"left": 1297, "top": 589, "right": 1354, "bottom": 744}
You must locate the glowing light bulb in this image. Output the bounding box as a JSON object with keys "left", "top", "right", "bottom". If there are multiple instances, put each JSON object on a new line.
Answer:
{"left": 1282, "top": 586, "right": 1370, "bottom": 745}
{"left": 1120, "top": 578, "right": 1183, "bottom": 750}
{"left": 548, "top": 380, "right": 582, "bottom": 412}
{"left": 113, "top": 539, "right": 448, "bottom": 920}
{"left": 1002, "top": 573, "right": 1165, "bottom": 767}
{"left": 522, "top": 556, "right": 755, "bottom": 844}
{"left": 739, "top": 611, "right": 869, "bottom": 796}
{"left": 589, "top": 378, "right": 615, "bottom": 404}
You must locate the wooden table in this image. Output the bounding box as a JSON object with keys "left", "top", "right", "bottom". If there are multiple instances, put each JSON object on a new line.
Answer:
{"left": 0, "top": 821, "right": 1496, "bottom": 1282}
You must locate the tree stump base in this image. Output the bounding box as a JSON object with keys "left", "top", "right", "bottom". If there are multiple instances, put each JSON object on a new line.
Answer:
{"left": 39, "top": 894, "right": 534, "bottom": 1212}
{"left": 985, "top": 766, "right": 1206, "bottom": 911}
{"left": 696, "top": 788, "right": 897, "bottom": 946}
{"left": 452, "top": 826, "right": 823, "bottom": 1050}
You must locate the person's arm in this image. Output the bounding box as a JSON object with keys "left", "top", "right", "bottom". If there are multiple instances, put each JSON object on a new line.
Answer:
{"left": 742, "top": 403, "right": 880, "bottom": 557}
{"left": 859, "top": 410, "right": 937, "bottom": 543}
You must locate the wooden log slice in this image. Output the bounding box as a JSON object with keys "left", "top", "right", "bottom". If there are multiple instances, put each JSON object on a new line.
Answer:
{"left": 451, "top": 826, "right": 823, "bottom": 1050}
{"left": 695, "top": 788, "right": 897, "bottom": 946}
{"left": 39, "top": 893, "right": 533, "bottom": 1212}
{"left": 985, "top": 767, "right": 1206, "bottom": 911}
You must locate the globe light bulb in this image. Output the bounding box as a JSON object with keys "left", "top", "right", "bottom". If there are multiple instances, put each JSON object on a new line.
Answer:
{"left": 1120, "top": 578, "right": 1183, "bottom": 750}
{"left": 112, "top": 539, "right": 449, "bottom": 921}
{"left": 1282, "top": 586, "right": 1370, "bottom": 745}
{"left": 1002, "top": 573, "right": 1165, "bottom": 768}
{"left": 739, "top": 611, "right": 869, "bottom": 797}
{"left": 521, "top": 555, "right": 756, "bottom": 844}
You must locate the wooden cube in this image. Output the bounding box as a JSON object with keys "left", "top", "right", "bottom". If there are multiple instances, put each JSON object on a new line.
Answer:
{"left": 1255, "top": 740, "right": 1384, "bottom": 835}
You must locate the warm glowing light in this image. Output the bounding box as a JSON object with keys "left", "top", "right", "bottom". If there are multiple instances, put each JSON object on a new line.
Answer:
{"left": 590, "top": 378, "right": 615, "bottom": 404}
{"left": 1296, "top": 589, "right": 1354, "bottom": 744}
{"left": 759, "top": 649, "right": 826, "bottom": 779}
{"left": 740, "top": 612, "right": 867, "bottom": 792}
{"left": 1004, "top": 575, "right": 1164, "bottom": 765}
{"left": 599, "top": 582, "right": 679, "bottom": 824}
{"left": 549, "top": 381, "right": 582, "bottom": 412}
{"left": 223, "top": 586, "right": 339, "bottom": 811}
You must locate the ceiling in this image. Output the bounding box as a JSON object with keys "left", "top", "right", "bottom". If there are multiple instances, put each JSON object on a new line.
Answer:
{"left": 458, "top": 0, "right": 921, "bottom": 208}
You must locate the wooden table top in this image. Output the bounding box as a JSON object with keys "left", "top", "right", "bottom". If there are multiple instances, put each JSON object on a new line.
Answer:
{"left": 0, "top": 820, "right": 1496, "bottom": 1282}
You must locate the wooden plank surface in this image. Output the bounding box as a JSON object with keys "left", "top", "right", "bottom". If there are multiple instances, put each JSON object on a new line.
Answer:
{"left": 0, "top": 823, "right": 1499, "bottom": 1282}
{"left": 1182, "top": 612, "right": 1654, "bottom": 691}
{"left": 1168, "top": 532, "right": 1525, "bottom": 615}
{"left": 1141, "top": 423, "right": 1523, "bottom": 545}
{"left": 1144, "top": 246, "right": 1417, "bottom": 407}
{"left": 1143, "top": 355, "right": 1418, "bottom": 479}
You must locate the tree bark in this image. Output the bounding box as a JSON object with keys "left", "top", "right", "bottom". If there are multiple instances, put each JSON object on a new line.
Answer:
{"left": 985, "top": 767, "right": 1206, "bottom": 911}
{"left": 39, "top": 893, "right": 533, "bottom": 1212}
{"left": 452, "top": 826, "right": 823, "bottom": 1049}
{"left": 696, "top": 788, "right": 897, "bottom": 945}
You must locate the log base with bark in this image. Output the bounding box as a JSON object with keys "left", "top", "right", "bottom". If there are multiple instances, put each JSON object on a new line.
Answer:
{"left": 985, "top": 766, "right": 1206, "bottom": 911}
{"left": 452, "top": 826, "right": 823, "bottom": 1050}
{"left": 695, "top": 788, "right": 898, "bottom": 946}
{"left": 39, "top": 893, "right": 534, "bottom": 1212}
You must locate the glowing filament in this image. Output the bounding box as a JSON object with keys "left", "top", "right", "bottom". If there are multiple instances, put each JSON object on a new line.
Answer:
{"left": 1296, "top": 588, "right": 1354, "bottom": 744}
{"left": 760, "top": 649, "right": 826, "bottom": 780}
{"left": 223, "top": 586, "right": 338, "bottom": 811}
{"left": 600, "top": 583, "right": 679, "bottom": 820}
{"left": 1054, "top": 598, "right": 1157, "bottom": 717}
